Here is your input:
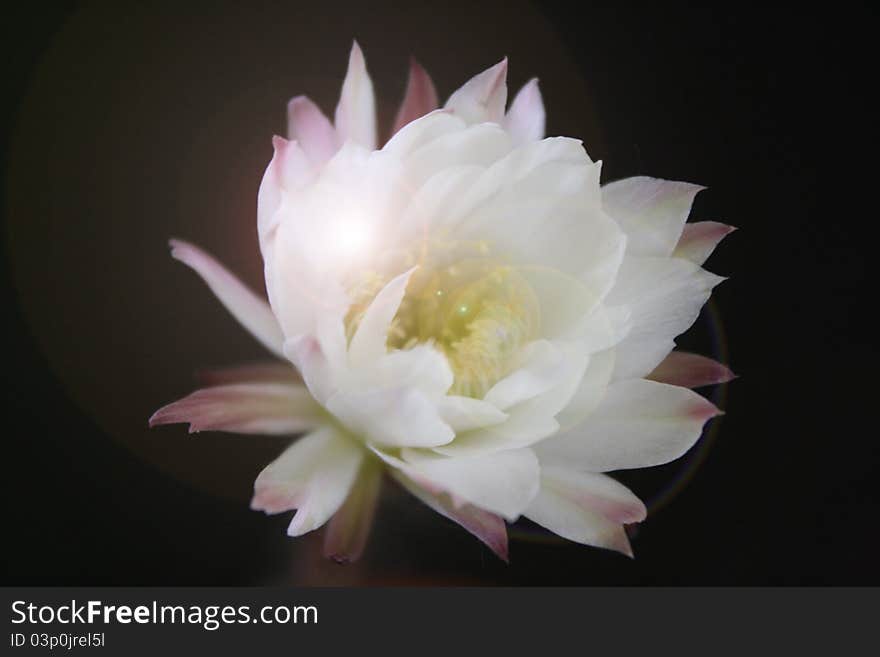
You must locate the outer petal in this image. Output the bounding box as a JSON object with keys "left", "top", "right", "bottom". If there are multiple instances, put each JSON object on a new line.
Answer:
{"left": 257, "top": 136, "right": 312, "bottom": 247}
{"left": 149, "top": 382, "right": 322, "bottom": 435}
{"left": 605, "top": 255, "right": 724, "bottom": 380}
{"left": 444, "top": 59, "right": 508, "bottom": 124}
{"left": 373, "top": 446, "right": 540, "bottom": 521}
{"left": 535, "top": 379, "right": 721, "bottom": 472}
{"left": 334, "top": 41, "right": 377, "bottom": 150}
{"left": 251, "top": 426, "right": 364, "bottom": 536}
{"left": 673, "top": 221, "right": 736, "bottom": 265}
{"left": 503, "top": 78, "right": 545, "bottom": 145}
{"left": 322, "top": 457, "right": 382, "bottom": 563}
{"left": 391, "top": 58, "right": 440, "bottom": 137}
{"left": 647, "top": 351, "right": 736, "bottom": 388}
{"left": 287, "top": 95, "right": 338, "bottom": 165}
{"left": 392, "top": 470, "right": 509, "bottom": 562}
{"left": 524, "top": 467, "right": 646, "bottom": 557}
{"left": 168, "top": 239, "right": 285, "bottom": 357}
{"left": 602, "top": 177, "right": 705, "bottom": 258}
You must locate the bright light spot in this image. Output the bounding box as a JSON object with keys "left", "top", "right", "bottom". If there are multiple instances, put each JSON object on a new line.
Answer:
{"left": 326, "top": 212, "right": 374, "bottom": 265}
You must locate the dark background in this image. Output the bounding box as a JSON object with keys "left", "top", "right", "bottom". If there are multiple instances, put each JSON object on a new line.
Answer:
{"left": 1, "top": 1, "right": 874, "bottom": 585}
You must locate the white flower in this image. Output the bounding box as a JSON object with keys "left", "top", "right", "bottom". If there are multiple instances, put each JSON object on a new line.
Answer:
{"left": 151, "top": 43, "right": 734, "bottom": 562}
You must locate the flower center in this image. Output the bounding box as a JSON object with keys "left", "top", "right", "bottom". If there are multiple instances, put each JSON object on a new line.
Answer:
{"left": 346, "top": 243, "right": 540, "bottom": 398}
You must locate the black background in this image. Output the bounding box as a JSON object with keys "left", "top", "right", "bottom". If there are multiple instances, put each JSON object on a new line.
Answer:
{"left": 1, "top": 1, "right": 875, "bottom": 585}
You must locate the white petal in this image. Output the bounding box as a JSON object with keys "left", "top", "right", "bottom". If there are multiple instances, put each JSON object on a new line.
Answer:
{"left": 602, "top": 176, "right": 704, "bottom": 258}
{"left": 673, "top": 221, "right": 736, "bottom": 265}
{"left": 287, "top": 95, "right": 338, "bottom": 165}
{"left": 436, "top": 395, "right": 509, "bottom": 432}
{"left": 392, "top": 470, "right": 509, "bottom": 561}
{"left": 382, "top": 110, "right": 466, "bottom": 159}
{"left": 169, "top": 239, "right": 285, "bottom": 357}
{"left": 525, "top": 467, "right": 646, "bottom": 556}
{"left": 448, "top": 137, "right": 590, "bottom": 220}
{"left": 327, "top": 386, "right": 454, "bottom": 448}
{"left": 605, "top": 255, "right": 724, "bottom": 379}
{"left": 431, "top": 406, "right": 559, "bottom": 457}
{"left": 483, "top": 339, "right": 565, "bottom": 410}
{"left": 373, "top": 446, "right": 540, "bottom": 521}
{"left": 334, "top": 41, "right": 377, "bottom": 150}
{"left": 283, "top": 315, "right": 348, "bottom": 405}
{"left": 402, "top": 122, "right": 512, "bottom": 191}
{"left": 503, "top": 78, "right": 545, "bottom": 144}
{"left": 535, "top": 379, "right": 721, "bottom": 472}
{"left": 444, "top": 59, "right": 508, "bottom": 124}
{"left": 251, "top": 426, "right": 364, "bottom": 536}
{"left": 554, "top": 347, "right": 616, "bottom": 431}
{"left": 348, "top": 267, "right": 416, "bottom": 368}
{"left": 150, "top": 382, "right": 321, "bottom": 435}
{"left": 257, "top": 137, "right": 312, "bottom": 249}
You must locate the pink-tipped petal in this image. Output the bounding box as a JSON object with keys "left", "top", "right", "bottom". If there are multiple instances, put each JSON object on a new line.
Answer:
{"left": 444, "top": 58, "right": 508, "bottom": 124}
{"left": 287, "top": 95, "right": 339, "bottom": 165}
{"left": 257, "top": 136, "right": 312, "bottom": 246}
{"left": 602, "top": 177, "right": 706, "bottom": 258}
{"left": 391, "top": 58, "right": 440, "bottom": 137}
{"left": 252, "top": 427, "right": 365, "bottom": 536}
{"left": 503, "top": 78, "right": 545, "bottom": 144}
{"left": 196, "top": 361, "right": 300, "bottom": 386}
{"left": 323, "top": 459, "right": 382, "bottom": 564}
{"left": 525, "top": 468, "right": 647, "bottom": 558}
{"left": 673, "top": 221, "right": 737, "bottom": 265}
{"left": 535, "top": 379, "right": 722, "bottom": 472}
{"left": 647, "top": 351, "right": 736, "bottom": 389}
{"left": 149, "top": 382, "right": 322, "bottom": 435}
{"left": 168, "top": 239, "right": 285, "bottom": 357}
{"left": 334, "top": 41, "right": 377, "bottom": 149}
{"left": 392, "top": 471, "right": 509, "bottom": 562}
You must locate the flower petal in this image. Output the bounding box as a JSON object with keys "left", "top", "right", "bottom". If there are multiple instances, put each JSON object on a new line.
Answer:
{"left": 287, "top": 95, "right": 338, "bottom": 165}
{"left": 602, "top": 177, "right": 705, "bottom": 258}
{"left": 605, "top": 255, "right": 724, "bottom": 379}
{"left": 444, "top": 59, "right": 508, "bottom": 125}
{"left": 373, "top": 446, "right": 540, "bottom": 521}
{"left": 348, "top": 267, "right": 416, "bottom": 368}
{"left": 431, "top": 406, "right": 559, "bottom": 457}
{"left": 196, "top": 361, "right": 299, "bottom": 386}
{"left": 392, "top": 470, "right": 509, "bottom": 562}
{"left": 326, "top": 385, "right": 454, "bottom": 448}
{"left": 168, "top": 239, "right": 285, "bottom": 357}
{"left": 322, "top": 457, "right": 382, "bottom": 563}
{"left": 334, "top": 41, "right": 377, "bottom": 150}
{"left": 535, "top": 379, "right": 721, "bottom": 472}
{"left": 251, "top": 426, "right": 364, "bottom": 536}
{"left": 647, "top": 351, "right": 736, "bottom": 388}
{"left": 483, "top": 339, "right": 566, "bottom": 411}
{"left": 673, "top": 221, "right": 736, "bottom": 265}
{"left": 149, "top": 382, "right": 322, "bottom": 435}
{"left": 524, "top": 467, "right": 646, "bottom": 557}
{"left": 436, "top": 395, "right": 509, "bottom": 432}
{"left": 503, "top": 78, "right": 545, "bottom": 144}
{"left": 257, "top": 136, "right": 312, "bottom": 248}
{"left": 391, "top": 58, "right": 440, "bottom": 137}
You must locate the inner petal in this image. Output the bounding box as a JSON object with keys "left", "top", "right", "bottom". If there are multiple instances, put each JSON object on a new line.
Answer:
{"left": 346, "top": 242, "right": 541, "bottom": 398}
